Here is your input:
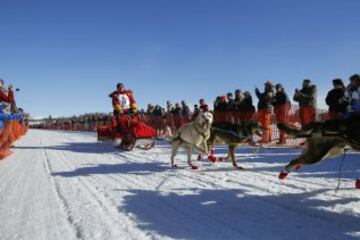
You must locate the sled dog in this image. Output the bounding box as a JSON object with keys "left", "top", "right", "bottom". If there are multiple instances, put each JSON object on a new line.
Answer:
{"left": 169, "top": 112, "right": 213, "bottom": 169}
{"left": 207, "top": 121, "right": 262, "bottom": 169}
{"left": 277, "top": 114, "right": 360, "bottom": 179}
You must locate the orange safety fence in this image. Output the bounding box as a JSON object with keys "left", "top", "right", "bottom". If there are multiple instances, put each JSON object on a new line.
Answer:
{"left": 31, "top": 105, "right": 332, "bottom": 146}
{"left": 0, "top": 120, "right": 29, "bottom": 160}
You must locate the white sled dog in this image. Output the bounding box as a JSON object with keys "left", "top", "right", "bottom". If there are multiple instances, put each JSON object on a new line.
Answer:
{"left": 168, "top": 112, "right": 213, "bottom": 169}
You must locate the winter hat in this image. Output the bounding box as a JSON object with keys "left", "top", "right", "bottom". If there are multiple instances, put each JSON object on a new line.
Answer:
{"left": 350, "top": 74, "right": 360, "bottom": 82}
{"left": 243, "top": 91, "right": 251, "bottom": 97}
{"left": 117, "top": 82, "right": 125, "bottom": 88}
{"left": 303, "top": 79, "right": 311, "bottom": 84}
{"left": 332, "top": 78, "right": 344, "bottom": 86}
{"left": 275, "top": 83, "right": 283, "bottom": 89}
{"left": 264, "top": 81, "right": 273, "bottom": 88}
{"left": 221, "top": 95, "right": 227, "bottom": 101}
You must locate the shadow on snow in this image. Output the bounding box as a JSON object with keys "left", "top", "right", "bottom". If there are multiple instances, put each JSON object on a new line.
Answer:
{"left": 51, "top": 162, "right": 169, "bottom": 177}
{"left": 119, "top": 188, "right": 360, "bottom": 240}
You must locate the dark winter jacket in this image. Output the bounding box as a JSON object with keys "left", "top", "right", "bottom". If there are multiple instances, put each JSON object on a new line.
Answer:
{"left": 227, "top": 99, "right": 235, "bottom": 112}
{"left": 325, "top": 88, "right": 347, "bottom": 113}
{"left": 181, "top": 105, "right": 191, "bottom": 118}
{"left": 272, "top": 91, "right": 291, "bottom": 108}
{"left": 255, "top": 88, "right": 274, "bottom": 111}
{"left": 233, "top": 96, "right": 243, "bottom": 112}
{"left": 293, "top": 85, "right": 317, "bottom": 107}
{"left": 200, "top": 104, "right": 209, "bottom": 112}
{"left": 215, "top": 101, "right": 229, "bottom": 112}
{"left": 239, "top": 97, "right": 255, "bottom": 113}
{"left": 171, "top": 107, "right": 182, "bottom": 117}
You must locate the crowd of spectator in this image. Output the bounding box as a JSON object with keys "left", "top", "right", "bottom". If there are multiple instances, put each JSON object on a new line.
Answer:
{"left": 32, "top": 73, "right": 360, "bottom": 145}
{"left": 0, "top": 78, "right": 29, "bottom": 124}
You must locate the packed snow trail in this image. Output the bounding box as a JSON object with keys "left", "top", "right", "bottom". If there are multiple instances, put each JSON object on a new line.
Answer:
{"left": 0, "top": 130, "right": 359, "bottom": 240}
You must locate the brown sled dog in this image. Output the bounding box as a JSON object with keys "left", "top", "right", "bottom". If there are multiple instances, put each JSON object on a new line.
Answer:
{"left": 206, "top": 121, "right": 262, "bottom": 169}
{"left": 277, "top": 114, "right": 360, "bottom": 179}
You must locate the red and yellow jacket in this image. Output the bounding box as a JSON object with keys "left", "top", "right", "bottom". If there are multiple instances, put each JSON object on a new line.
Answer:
{"left": 110, "top": 89, "right": 138, "bottom": 114}
{"left": 0, "top": 89, "right": 14, "bottom": 103}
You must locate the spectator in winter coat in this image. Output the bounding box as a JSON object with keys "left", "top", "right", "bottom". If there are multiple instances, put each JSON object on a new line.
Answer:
{"left": 215, "top": 95, "right": 229, "bottom": 112}
{"left": 227, "top": 92, "right": 235, "bottom": 112}
{"left": 232, "top": 89, "right": 243, "bottom": 123}
{"left": 0, "top": 79, "right": 15, "bottom": 114}
{"left": 325, "top": 79, "right": 347, "bottom": 119}
{"left": 239, "top": 91, "right": 256, "bottom": 121}
{"left": 255, "top": 81, "right": 274, "bottom": 143}
{"left": 172, "top": 103, "right": 183, "bottom": 129}
{"left": 239, "top": 91, "right": 255, "bottom": 112}
{"left": 181, "top": 100, "right": 191, "bottom": 119}
{"left": 166, "top": 100, "right": 174, "bottom": 113}
{"left": 199, "top": 98, "right": 209, "bottom": 112}
{"left": 146, "top": 104, "right": 155, "bottom": 115}
{"left": 171, "top": 103, "right": 182, "bottom": 117}
{"left": 192, "top": 104, "right": 201, "bottom": 120}
{"left": 233, "top": 89, "right": 243, "bottom": 112}
{"left": 272, "top": 84, "right": 291, "bottom": 144}
{"left": 213, "top": 95, "right": 229, "bottom": 123}
{"left": 344, "top": 74, "right": 360, "bottom": 114}
{"left": 293, "top": 79, "right": 317, "bottom": 128}
{"left": 213, "top": 96, "right": 221, "bottom": 111}
{"left": 153, "top": 105, "right": 164, "bottom": 117}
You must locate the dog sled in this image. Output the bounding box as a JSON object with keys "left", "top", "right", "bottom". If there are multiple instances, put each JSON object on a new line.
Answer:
{"left": 97, "top": 114, "right": 157, "bottom": 151}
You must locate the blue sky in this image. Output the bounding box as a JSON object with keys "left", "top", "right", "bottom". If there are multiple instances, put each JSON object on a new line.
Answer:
{"left": 1, "top": 0, "right": 359, "bottom": 117}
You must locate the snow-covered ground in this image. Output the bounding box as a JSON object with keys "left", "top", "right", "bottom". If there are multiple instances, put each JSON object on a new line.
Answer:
{"left": 0, "top": 129, "right": 359, "bottom": 240}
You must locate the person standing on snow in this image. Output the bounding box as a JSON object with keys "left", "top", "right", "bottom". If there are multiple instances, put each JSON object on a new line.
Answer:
{"left": 233, "top": 89, "right": 243, "bottom": 123}
{"left": 272, "top": 84, "right": 291, "bottom": 144}
{"left": 199, "top": 98, "right": 209, "bottom": 112}
{"left": 325, "top": 78, "right": 347, "bottom": 119}
{"left": 255, "top": 81, "right": 274, "bottom": 143}
{"left": 293, "top": 79, "right": 317, "bottom": 128}
{"left": 344, "top": 74, "right": 360, "bottom": 114}
{"left": 0, "top": 79, "right": 15, "bottom": 105}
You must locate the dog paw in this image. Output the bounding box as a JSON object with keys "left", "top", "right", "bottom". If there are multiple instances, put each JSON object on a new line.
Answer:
{"left": 191, "top": 165, "right": 199, "bottom": 170}
{"left": 171, "top": 164, "right": 178, "bottom": 168}
{"left": 356, "top": 178, "right": 360, "bottom": 190}
{"left": 208, "top": 154, "right": 216, "bottom": 163}
{"left": 235, "top": 166, "right": 245, "bottom": 170}
{"left": 197, "top": 154, "right": 203, "bottom": 161}
{"left": 278, "top": 171, "right": 289, "bottom": 180}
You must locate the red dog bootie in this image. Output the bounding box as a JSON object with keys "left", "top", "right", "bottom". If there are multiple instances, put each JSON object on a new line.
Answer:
{"left": 278, "top": 170, "right": 289, "bottom": 180}
{"left": 356, "top": 178, "right": 360, "bottom": 189}
{"left": 197, "top": 154, "right": 203, "bottom": 161}
{"left": 191, "top": 165, "right": 199, "bottom": 170}
{"left": 208, "top": 154, "right": 216, "bottom": 163}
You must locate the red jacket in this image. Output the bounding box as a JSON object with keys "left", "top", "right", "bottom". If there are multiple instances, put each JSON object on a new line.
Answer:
{"left": 110, "top": 89, "right": 137, "bottom": 113}
{"left": 0, "top": 89, "right": 14, "bottom": 103}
